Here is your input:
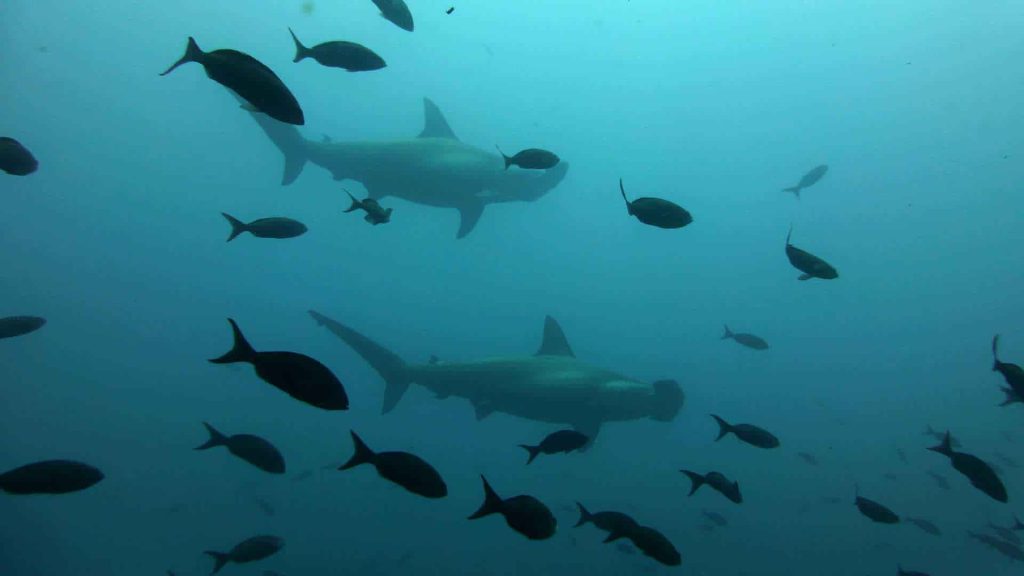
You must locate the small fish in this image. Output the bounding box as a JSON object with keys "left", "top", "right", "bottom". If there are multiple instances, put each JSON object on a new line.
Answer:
{"left": 221, "top": 213, "right": 307, "bottom": 241}
{"left": 968, "top": 530, "right": 1024, "bottom": 561}
{"left": 343, "top": 189, "right": 392, "bottom": 225}
{"left": 195, "top": 422, "right": 286, "bottom": 474}
{"left": 897, "top": 565, "right": 931, "bottom": 576}
{"left": 339, "top": 430, "right": 447, "bottom": 498}
{"left": 205, "top": 535, "right": 284, "bottom": 574}
{"left": 0, "top": 316, "right": 46, "bottom": 340}
{"left": 680, "top": 470, "right": 742, "bottom": 504}
{"left": 904, "top": 516, "right": 941, "bottom": 536}
{"left": 291, "top": 469, "right": 313, "bottom": 482}
{"left": 253, "top": 496, "right": 276, "bottom": 517}
{"left": 854, "top": 485, "right": 899, "bottom": 524}
{"left": 446, "top": 6, "right": 455, "bottom": 14}
{"left": 209, "top": 319, "right": 349, "bottom": 410}
{"left": 989, "top": 522, "right": 1022, "bottom": 545}
{"left": 161, "top": 37, "right": 304, "bottom": 125}
{"left": 519, "top": 430, "right": 589, "bottom": 464}
{"left": 371, "top": 0, "right": 414, "bottom": 31}
{"left": 619, "top": 178, "right": 693, "bottom": 229}
{"left": 709, "top": 414, "right": 779, "bottom": 449}
{"left": 883, "top": 472, "right": 898, "bottom": 481}
{"left": 288, "top": 28, "right": 386, "bottom": 72}
{"left": 720, "top": 325, "right": 768, "bottom": 350}
{"left": 495, "top": 146, "right": 560, "bottom": 170}
{"left": 0, "top": 137, "right": 38, "bottom": 175}
{"left": 701, "top": 509, "right": 727, "bottom": 527}
{"left": 797, "top": 452, "right": 818, "bottom": 465}
{"left": 897, "top": 448, "right": 908, "bottom": 464}
{"left": 781, "top": 164, "right": 828, "bottom": 198}
{"left": 468, "top": 475, "right": 556, "bottom": 540}
{"left": 928, "top": 432, "right": 1008, "bottom": 503}
{"left": 0, "top": 460, "right": 104, "bottom": 494}
{"left": 785, "top": 227, "right": 838, "bottom": 280}
{"left": 628, "top": 525, "right": 681, "bottom": 567}
{"left": 926, "top": 470, "right": 950, "bottom": 490}
{"left": 574, "top": 502, "right": 639, "bottom": 542}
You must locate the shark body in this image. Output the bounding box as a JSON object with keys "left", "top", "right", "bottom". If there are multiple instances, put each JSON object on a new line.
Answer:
{"left": 245, "top": 98, "right": 569, "bottom": 238}
{"left": 308, "top": 311, "right": 684, "bottom": 444}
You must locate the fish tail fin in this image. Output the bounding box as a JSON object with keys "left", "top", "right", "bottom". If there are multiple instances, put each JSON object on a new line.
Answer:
{"left": 195, "top": 422, "right": 228, "bottom": 450}
{"left": 681, "top": 470, "right": 705, "bottom": 496}
{"left": 573, "top": 501, "right": 593, "bottom": 527}
{"left": 927, "top": 432, "right": 954, "bottom": 457}
{"left": 339, "top": 430, "right": 376, "bottom": 470}
{"left": 618, "top": 178, "right": 633, "bottom": 215}
{"left": 495, "top": 145, "right": 511, "bottom": 169}
{"left": 782, "top": 186, "right": 800, "bottom": 198}
{"left": 308, "top": 310, "right": 411, "bottom": 413}
{"left": 160, "top": 36, "right": 203, "bottom": 76}
{"left": 468, "top": 475, "right": 503, "bottom": 519}
{"left": 208, "top": 319, "right": 257, "bottom": 364}
{"left": 721, "top": 325, "right": 733, "bottom": 340}
{"left": 519, "top": 444, "right": 541, "bottom": 465}
{"left": 710, "top": 414, "right": 732, "bottom": 441}
{"left": 288, "top": 27, "right": 308, "bottom": 62}
{"left": 1000, "top": 386, "right": 1021, "bottom": 406}
{"left": 343, "top": 188, "right": 360, "bottom": 213}
{"left": 992, "top": 334, "right": 1001, "bottom": 370}
{"left": 221, "top": 213, "right": 247, "bottom": 242}
{"left": 203, "top": 551, "right": 229, "bottom": 574}
{"left": 786, "top": 225, "right": 793, "bottom": 246}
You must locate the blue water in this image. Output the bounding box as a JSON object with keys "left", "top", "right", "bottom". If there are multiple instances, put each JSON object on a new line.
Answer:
{"left": 2, "top": 1, "right": 1024, "bottom": 574}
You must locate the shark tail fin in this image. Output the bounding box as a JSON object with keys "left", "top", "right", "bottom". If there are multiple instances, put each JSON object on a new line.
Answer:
{"left": 203, "top": 551, "right": 230, "bottom": 574}
{"left": 308, "top": 310, "right": 411, "bottom": 413}
{"left": 343, "top": 189, "right": 360, "bottom": 213}
{"left": 237, "top": 92, "right": 308, "bottom": 185}
{"left": 160, "top": 36, "right": 204, "bottom": 76}
{"left": 574, "top": 501, "right": 593, "bottom": 527}
{"left": 710, "top": 414, "right": 732, "bottom": 441}
{"left": 195, "top": 422, "right": 228, "bottom": 450}
{"left": 221, "top": 212, "right": 247, "bottom": 242}
{"left": 519, "top": 444, "right": 542, "bottom": 465}
{"left": 288, "top": 27, "right": 309, "bottom": 62}
{"left": 209, "top": 319, "right": 257, "bottom": 365}
{"left": 339, "top": 430, "right": 376, "bottom": 470}
{"left": 468, "top": 475, "right": 503, "bottom": 520}
{"left": 681, "top": 470, "right": 706, "bottom": 496}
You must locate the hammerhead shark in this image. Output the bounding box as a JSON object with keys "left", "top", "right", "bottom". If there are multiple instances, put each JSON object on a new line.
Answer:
{"left": 308, "top": 310, "right": 685, "bottom": 446}
{"left": 243, "top": 98, "right": 569, "bottom": 238}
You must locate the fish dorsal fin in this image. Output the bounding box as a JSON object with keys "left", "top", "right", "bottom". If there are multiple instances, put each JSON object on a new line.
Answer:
{"left": 418, "top": 98, "right": 459, "bottom": 140}
{"left": 536, "top": 316, "right": 575, "bottom": 357}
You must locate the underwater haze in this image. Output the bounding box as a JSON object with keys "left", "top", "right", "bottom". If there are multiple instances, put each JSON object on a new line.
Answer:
{"left": 2, "top": 0, "right": 1024, "bottom": 574}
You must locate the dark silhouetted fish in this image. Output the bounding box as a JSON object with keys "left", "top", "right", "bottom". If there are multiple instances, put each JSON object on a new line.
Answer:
{"left": 205, "top": 535, "right": 284, "bottom": 574}
{"left": 720, "top": 325, "right": 768, "bottom": 350}
{"left": 797, "top": 452, "right": 818, "bottom": 465}
{"left": 1014, "top": 516, "right": 1024, "bottom": 531}
{"left": 989, "top": 522, "right": 1022, "bottom": 545}
{"left": 339, "top": 430, "right": 447, "bottom": 498}
{"left": 446, "top": 6, "right": 455, "bottom": 14}
{"left": 680, "top": 470, "right": 742, "bottom": 504}
{"left": 628, "top": 525, "right": 681, "bottom": 567}
{"left": 160, "top": 37, "right": 304, "bottom": 125}
{"left": 221, "top": 213, "right": 307, "bottom": 241}
{"left": 291, "top": 469, "right": 313, "bottom": 482}
{"left": 496, "top": 146, "right": 560, "bottom": 170}
{"left": 781, "top": 164, "right": 828, "bottom": 198}
{"left": 371, "top": 0, "right": 414, "bottom": 31}
{"left": 904, "top": 516, "right": 941, "bottom": 536}
{"left": 343, "top": 189, "right": 392, "bottom": 225}
{"left": 253, "top": 496, "right": 275, "bottom": 517}
{"left": 883, "top": 472, "right": 899, "bottom": 481}
{"left": 785, "top": 227, "right": 838, "bottom": 280}
{"left": 0, "top": 460, "right": 104, "bottom": 494}
{"left": 924, "top": 425, "right": 961, "bottom": 447}
{"left": 897, "top": 565, "right": 931, "bottom": 576}
{"left": 897, "top": 448, "right": 908, "bottom": 464}
{"left": 928, "top": 432, "right": 1008, "bottom": 503}
{"left": 195, "top": 422, "right": 285, "bottom": 474}
{"left": 854, "top": 486, "right": 899, "bottom": 524}
{"left": 701, "top": 509, "right": 727, "bottom": 527}
{"left": 0, "top": 137, "right": 38, "bottom": 175}
{"left": 468, "top": 475, "right": 556, "bottom": 540}
{"left": 619, "top": 178, "right": 692, "bottom": 229}
{"left": 574, "top": 502, "right": 639, "bottom": 542}
{"left": 968, "top": 530, "right": 1024, "bottom": 561}
{"left": 926, "top": 470, "right": 950, "bottom": 490}
{"left": 209, "top": 318, "right": 349, "bottom": 410}
{"left": 992, "top": 335, "right": 1024, "bottom": 406}
{"left": 288, "top": 28, "right": 385, "bottom": 72}
{"left": 519, "top": 430, "right": 589, "bottom": 464}
{"left": 0, "top": 316, "right": 46, "bottom": 340}
{"left": 710, "top": 414, "right": 779, "bottom": 449}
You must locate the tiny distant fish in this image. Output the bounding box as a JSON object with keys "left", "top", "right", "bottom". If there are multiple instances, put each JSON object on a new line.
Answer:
{"left": 721, "top": 325, "right": 768, "bottom": 350}
{"left": 343, "top": 189, "right": 392, "bottom": 225}
{"left": 205, "top": 535, "right": 284, "bottom": 574}
{"left": 371, "top": 0, "right": 414, "bottom": 31}
{"left": 797, "top": 452, "right": 818, "bottom": 465}
{"left": 161, "top": 37, "right": 304, "bottom": 125}
{"left": 897, "top": 448, "right": 908, "bottom": 464}
{"left": 883, "top": 472, "right": 898, "bottom": 481}
{"left": 926, "top": 470, "right": 950, "bottom": 490}
{"left": 574, "top": 502, "right": 639, "bottom": 542}
{"left": 0, "top": 460, "right": 104, "bottom": 495}
{"left": 989, "top": 522, "right": 1022, "bottom": 545}
{"left": 195, "top": 422, "right": 286, "bottom": 474}
{"left": 288, "top": 28, "right": 386, "bottom": 72}
{"left": 619, "top": 178, "right": 693, "bottom": 229}
{"left": 446, "top": 6, "right": 455, "bottom": 14}
{"left": 253, "top": 496, "right": 276, "bottom": 517}
{"left": 0, "top": 137, "right": 38, "bottom": 175}
{"left": 785, "top": 226, "right": 838, "bottom": 280}
{"left": 339, "top": 430, "right": 447, "bottom": 498}
{"left": 495, "top": 146, "right": 560, "bottom": 170}
{"left": 968, "top": 530, "right": 1024, "bottom": 561}
{"left": 781, "top": 164, "right": 828, "bottom": 198}
{"left": 291, "top": 469, "right": 313, "bottom": 482}
{"left": 628, "top": 525, "right": 681, "bottom": 567}
{"left": 468, "top": 475, "right": 556, "bottom": 540}
{"left": 854, "top": 486, "right": 899, "bottom": 524}
{"left": 897, "top": 565, "right": 931, "bottom": 576}
{"left": 0, "top": 316, "right": 46, "bottom": 340}
{"left": 709, "top": 414, "right": 779, "bottom": 449}
{"left": 221, "top": 213, "right": 307, "bottom": 242}
{"left": 680, "top": 470, "right": 742, "bottom": 504}
{"left": 519, "top": 429, "right": 589, "bottom": 464}
{"left": 928, "top": 432, "right": 1008, "bottom": 503}
{"left": 904, "top": 516, "right": 941, "bottom": 536}
{"left": 701, "top": 509, "right": 727, "bottom": 527}
{"left": 209, "top": 318, "right": 349, "bottom": 410}
{"left": 994, "top": 451, "right": 1019, "bottom": 469}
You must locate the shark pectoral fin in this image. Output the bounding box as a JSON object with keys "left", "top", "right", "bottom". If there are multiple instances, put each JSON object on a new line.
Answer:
{"left": 535, "top": 316, "right": 575, "bottom": 357}
{"left": 456, "top": 202, "right": 485, "bottom": 239}
{"left": 573, "top": 420, "right": 601, "bottom": 452}
{"left": 472, "top": 401, "right": 495, "bottom": 421}
{"left": 418, "top": 98, "right": 459, "bottom": 140}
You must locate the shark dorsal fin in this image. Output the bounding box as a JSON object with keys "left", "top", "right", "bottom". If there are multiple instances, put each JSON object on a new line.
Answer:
{"left": 536, "top": 316, "right": 575, "bottom": 357}
{"left": 418, "top": 98, "right": 459, "bottom": 140}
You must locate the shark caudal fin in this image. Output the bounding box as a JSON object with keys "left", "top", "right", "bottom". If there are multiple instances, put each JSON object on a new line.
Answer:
{"left": 308, "top": 310, "right": 411, "bottom": 413}
{"left": 235, "top": 91, "right": 308, "bottom": 185}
